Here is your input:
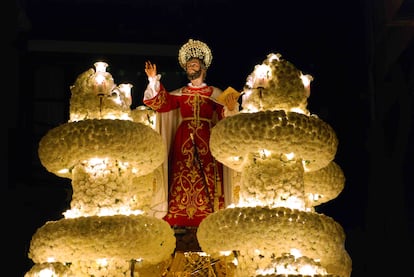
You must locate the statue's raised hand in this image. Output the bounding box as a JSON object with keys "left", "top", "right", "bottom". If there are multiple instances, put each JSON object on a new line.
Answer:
{"left": 144, "top": 61, "right": 157, "bottom": 79}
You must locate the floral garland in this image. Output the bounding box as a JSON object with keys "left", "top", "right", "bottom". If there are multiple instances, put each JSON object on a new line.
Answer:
{"left": 29, "top": 215, "right": 175, "bottom": 266}
{"left": 38, "top": 119, "right": 165, "bottom": 179}
{"left": 197, "top": 206, "right": 351, "bottom": 277}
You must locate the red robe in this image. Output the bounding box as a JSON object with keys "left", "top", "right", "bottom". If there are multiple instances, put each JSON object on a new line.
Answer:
{"left": 143, "top": 83, "right": 225, "bottom": 227}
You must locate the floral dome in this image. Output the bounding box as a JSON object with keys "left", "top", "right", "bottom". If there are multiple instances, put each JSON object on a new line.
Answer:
{"left": 197, "top": 53, "right": 351, "bottom": 277}
{"left": 25, "top": 62, "right": 175, "bottom": 277}
{"left": 241, "top": 53, "right": 313, "bottom": 114}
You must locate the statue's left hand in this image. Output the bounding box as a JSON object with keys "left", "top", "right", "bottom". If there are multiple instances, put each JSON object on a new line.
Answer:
{"left": 225, "top": 93, "right": 239, "bottom": 111}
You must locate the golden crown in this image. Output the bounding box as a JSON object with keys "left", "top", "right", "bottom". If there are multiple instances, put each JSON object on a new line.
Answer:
{"left": 178, "top": 39, "right": 212, "bottom": 69}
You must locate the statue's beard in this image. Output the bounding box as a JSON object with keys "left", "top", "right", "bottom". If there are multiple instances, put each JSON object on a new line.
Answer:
{"left": 187, "top": 69, "right": 202, "bottom": 80}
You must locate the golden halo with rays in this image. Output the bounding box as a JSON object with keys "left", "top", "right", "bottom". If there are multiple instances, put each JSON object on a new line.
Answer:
{"left": 178, "top": 39, "right": 212, "bottom": 69}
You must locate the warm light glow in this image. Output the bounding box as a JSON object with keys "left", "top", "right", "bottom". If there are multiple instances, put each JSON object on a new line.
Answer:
{"left": 96, "top": 258, "right": 108, "bottom": 267}
{"left": 118, "top": 83, "right": 133, "bottom": 106}
{"left": 36, "top": 268, "right": 55, "bottom": 277}
{"left": 290, "top": 107, "right": 306, "bottom": 114}
{"left": 63, "top": 203, "right": 146, "bottom": 218}
{"left": 92, "top": 61, "right": 116, "bottom": 98}
{"left": 99, "top": 111, "right": 132, "bottom": 120}
{"left": 24, "top": 262, "right": 73, "bottom": 277}
{"left": 300, "top": 73, "right": 313, "bottom": 97}
{"left": 111, "top": 93, "right": 123, "bottom": 105}
{"left": 62, "top": 208, "right": 82, "bottom": 218}
{"left": 283, "top": 152, "right": 295, "bottom": 160}
{"left": 259, "top": 149, "right": 271, "bottom": 158}
{"left": 57, "top": 168, "right": 69, "bottom": 175}
{"left": 219, "top": 250, "right": 233, "bottom": 256}
{"left": 255, "top": 252, "right": 329, "bottom": 276}
{"left": 232, "top": 257, "right": 238, "bottom": 266}
{"left": 302, "top": 159, "right": 313, "bottom": 172}
{"left": 94, "top": 73, "right": 108, "bottom": 96}
{"left": 300, "top": 73, "right": 312, "bottom": 89}
{"left": 254, "top": 64, "right": 271, "bottom": 88}
{"left": 97, "top": 207, "right": 145, "bottom": 217}
{"left": 95, "top": 74, "right": 106, "bottom": 85}
{"left": 94, "top": 61, "right": 108, "bottom": 73}
{"left": 81, "top": 158, "right": 131, "bottom": 176}
{"left": 83, "top": 157, "right": 108, "bottom": 173}
{"left": 282, "top": 196, "right": 306, "bottom": 210}
{"left": 308, "top": 193, "right": 323, "bottom": 202}
{"left": 290, "top": 248, "right": 301, "bottom": 258}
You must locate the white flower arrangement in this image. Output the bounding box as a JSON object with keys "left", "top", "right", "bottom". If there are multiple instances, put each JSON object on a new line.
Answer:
{"left": 69, "top": 66, "right": 132, "bottom": 122}
{"left": 197, "top": 207, "right": 351, "bottom": 277}
{"left": 67, "top": 165, "right": 156, "bottom": 217}
{"left": 38, "top": 119, "right": 166, "bottom": 179}
{"left": 303, "top": 161, "right": 345, "bottom": 207}
{"left": 28, "top": 215, "right": 175, "bottom": 266}
{"left": 241, "top": 53, "right": 312, "bottom": 114}
{"left": 198, "top": 54, "right": 351, "bottom": 277}
{"left": 27, "top": 62, "right": 175, "bottom": 277}
{"left": 210, "top": 110, "right": 338, "bottom": 173}
{"left": 238, "top": 155, "right": 307, "bottom": 210}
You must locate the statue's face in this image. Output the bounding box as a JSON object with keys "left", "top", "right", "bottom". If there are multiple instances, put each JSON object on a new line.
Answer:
{"left": 185, "top": 58, "right": 205, "bottom": 80}
{"left": 186, "top": 58, "right": 201, "bottom": 70}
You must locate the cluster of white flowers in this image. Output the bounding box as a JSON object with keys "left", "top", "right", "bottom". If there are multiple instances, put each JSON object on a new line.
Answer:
{"left": 67, "top": 164, "right": 155, "bottom": 217}
{"left": 199, "top": 53, "right": 351, "bottom": 277}
{"left": 238, "top": 156, "right": 306, "bottom": 209}
{"left": 130, "top": 106, "right": 157, "bottom": 129}
{"left": 38, "top": 119, "right": 166, "bottom": 179}
{"left": 28, "top": 215, "right": 175, "bottom": 266}
{"left": 231, "top": 153, "right": 346, "bottom": 210}
{"left": 241, "top": 53, "right": 311, "bottom": 114}
{"left": 197, "top": 207, "right": 351, "bottom": 277}
{"left": 27, "top": 63, "right": 176, "bottom": 276}
{"left": 69, "top": 67, "right": 132, "bottom": 122}
{"left": 210, "top": 110, "right": 338, "bottom": 172}
{"left": 68, "top": 258, "right": 131, "bottom": 277}
{"left": 256, "top": 252, "right": 328, "bottom": 276}
{"left": 303, "top": 161, "right": 345, "bottom": 207}
{"left": 253, "top": 253, "right": 343, "bottom": 277}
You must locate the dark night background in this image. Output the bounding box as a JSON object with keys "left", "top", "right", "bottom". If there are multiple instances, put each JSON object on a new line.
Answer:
{"left": 6, "top": 0, "right": 414, "bottom": 276}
